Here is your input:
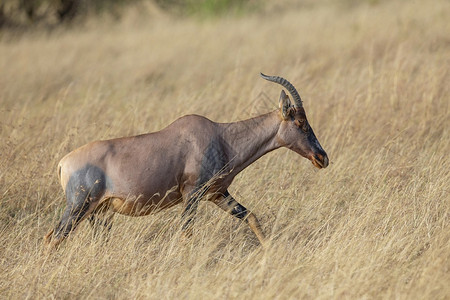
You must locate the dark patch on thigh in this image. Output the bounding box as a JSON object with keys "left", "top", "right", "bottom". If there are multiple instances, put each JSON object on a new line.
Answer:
{"left": 65, "top": 164, "right": 110, "bottom": 204}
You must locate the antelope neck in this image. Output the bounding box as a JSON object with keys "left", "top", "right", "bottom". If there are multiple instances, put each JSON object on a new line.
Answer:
{"left": 218, "top": 110, "right": 282, "bottom": 175}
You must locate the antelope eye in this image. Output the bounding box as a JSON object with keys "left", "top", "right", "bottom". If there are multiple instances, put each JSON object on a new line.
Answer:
{"left": 295, "top": 119, "right": 308, "bottom": 133}
{"left": 294, "top": 119, "right": 305, "bottom": 127}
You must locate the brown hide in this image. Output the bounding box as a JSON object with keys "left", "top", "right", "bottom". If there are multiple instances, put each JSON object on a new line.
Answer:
{"left": 45, "top": 74, "right": 328, "bottom": 251}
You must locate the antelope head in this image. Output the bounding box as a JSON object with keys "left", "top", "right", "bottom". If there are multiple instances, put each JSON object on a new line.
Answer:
{"left": 261, "top": 73, "right": 329, "bottom": 169}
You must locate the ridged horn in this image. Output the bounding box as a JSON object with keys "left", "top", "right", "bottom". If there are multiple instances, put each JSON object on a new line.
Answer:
{"left": 260, "top": 73, "right": 303, "bottom": 107}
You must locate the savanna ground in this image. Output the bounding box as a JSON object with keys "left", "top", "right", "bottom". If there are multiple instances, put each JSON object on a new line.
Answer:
{"left": 0, "top": 0, "right": 449, "bottom": 298}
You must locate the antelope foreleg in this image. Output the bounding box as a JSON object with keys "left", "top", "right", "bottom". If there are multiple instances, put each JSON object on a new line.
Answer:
{"left": 212, "top": 191, "right": 266, "bottom": 247}
{"left": 181, "top": 188, "right": 204, "bottom": 239}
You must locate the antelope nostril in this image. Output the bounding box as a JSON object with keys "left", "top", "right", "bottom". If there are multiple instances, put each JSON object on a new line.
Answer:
{"left": 314, "top": 153, "right": 329, "bottom": 168}
{"left": 322, "top": 155, "right": 329, "bottom": 168}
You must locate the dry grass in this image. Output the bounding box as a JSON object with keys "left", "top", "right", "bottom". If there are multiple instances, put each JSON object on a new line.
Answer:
{"left": 0, "top": 0, "right": 449, "bottom": 298}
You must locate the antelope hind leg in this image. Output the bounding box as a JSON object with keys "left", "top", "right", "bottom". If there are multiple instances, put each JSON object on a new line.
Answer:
{"left": 88, "top": 202, "right": 114, "bottom": 241}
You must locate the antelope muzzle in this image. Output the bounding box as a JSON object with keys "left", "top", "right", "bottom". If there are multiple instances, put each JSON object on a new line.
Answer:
{"left": 310, "top": 151, "right": 329, "bottom": 169}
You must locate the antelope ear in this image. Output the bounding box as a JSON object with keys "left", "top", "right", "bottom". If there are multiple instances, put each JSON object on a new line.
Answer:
{"left": 279, "top": 90, "right": 293, "bottom": 120}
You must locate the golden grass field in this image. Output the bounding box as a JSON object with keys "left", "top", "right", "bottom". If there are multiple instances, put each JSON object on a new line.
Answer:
{"left": 0, "top": 0, "right": 449, "bottom": 298}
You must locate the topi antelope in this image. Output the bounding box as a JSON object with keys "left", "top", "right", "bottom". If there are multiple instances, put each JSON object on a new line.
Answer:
{"left": 44, "top": 73, "right": 329, "bottom": 251}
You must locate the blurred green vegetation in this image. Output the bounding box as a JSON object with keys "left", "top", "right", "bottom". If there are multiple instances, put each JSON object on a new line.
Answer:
{"left": 154, "top": 0, "right": 257, "bottom": 18}
{"left": 0, "top": 0, "right": 256, "bottom": 28}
